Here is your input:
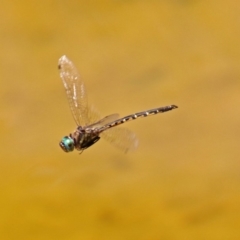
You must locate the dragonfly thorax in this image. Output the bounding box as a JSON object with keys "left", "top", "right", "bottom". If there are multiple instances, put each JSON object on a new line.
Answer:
{"left": 59, "top": 127, "right": 101, "bottom": 153}
{"left": 75, "top": 127, "right": 100, "bottom": 151}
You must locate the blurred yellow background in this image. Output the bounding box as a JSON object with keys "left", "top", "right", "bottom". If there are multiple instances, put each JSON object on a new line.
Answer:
{"left": 1, "top": 0, "right": 240, "bottom": 239}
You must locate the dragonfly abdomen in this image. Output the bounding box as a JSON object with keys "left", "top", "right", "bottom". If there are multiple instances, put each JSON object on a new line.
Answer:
{"left": 99, "top": 105, "right": 178, "bottom": 132}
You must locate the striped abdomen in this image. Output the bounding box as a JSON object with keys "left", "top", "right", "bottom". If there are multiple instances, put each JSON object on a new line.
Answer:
{"left": 98, "top": 105, "right": 177, "bottom": 132}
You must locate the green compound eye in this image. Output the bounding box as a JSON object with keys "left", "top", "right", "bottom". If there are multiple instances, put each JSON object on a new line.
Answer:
{"left": 59, "top": 136, "right": 74, "bottom": 152}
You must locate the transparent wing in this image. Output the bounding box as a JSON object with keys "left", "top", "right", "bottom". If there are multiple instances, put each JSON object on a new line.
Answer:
{"left": 58, "top": 55, "right": 89, "bottom": 126}
{"left": 86, "top": 105, "right": 102, "bottom": 126}
{"left": 87, "top": 113, "right": 120, "bottom": 129}
{"left": 100, "top": 127, "right": 139, "bottom": 153}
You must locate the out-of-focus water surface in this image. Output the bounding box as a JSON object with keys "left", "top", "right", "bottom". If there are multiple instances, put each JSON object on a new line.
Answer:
{"left": 1, "top": 0, "right": 240, "bottom": 239}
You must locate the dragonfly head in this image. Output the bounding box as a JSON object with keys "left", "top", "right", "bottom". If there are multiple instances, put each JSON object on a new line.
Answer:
{"left": 59, "top": 136, "right": 75, "bottom": 152}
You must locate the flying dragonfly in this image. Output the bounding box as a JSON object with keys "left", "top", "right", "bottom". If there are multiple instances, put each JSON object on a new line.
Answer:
{"left": 58, "top": 55, "right": 178, "bottom": 153}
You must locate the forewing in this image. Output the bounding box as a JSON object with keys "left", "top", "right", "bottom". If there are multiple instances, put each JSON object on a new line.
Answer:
{"left": 58, "top": 55, "right": 89, "bottom": 126}
{"left": 100, "top": 127, "right": 139, "bottom": 153}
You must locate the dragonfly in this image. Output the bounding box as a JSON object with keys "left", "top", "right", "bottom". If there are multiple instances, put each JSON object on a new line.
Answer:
{"left": 58, "top": 55, "right": 178, "bottom": 153}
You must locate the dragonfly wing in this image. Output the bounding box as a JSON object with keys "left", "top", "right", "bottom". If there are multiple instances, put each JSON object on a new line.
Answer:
{"left": 58, "top": 55, "right": 89, "bottom": 126}
{"left": 87, "top": 113, "right": 120, "bottom": 129}
{"left": 100, "top": 127, "right": 139, "bottom": 153}
{"left": 86, "top": 105, "right": 102, "bottom": 126}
